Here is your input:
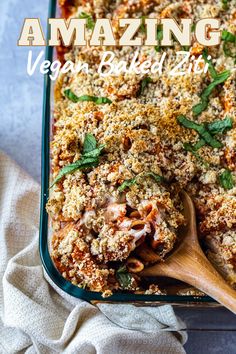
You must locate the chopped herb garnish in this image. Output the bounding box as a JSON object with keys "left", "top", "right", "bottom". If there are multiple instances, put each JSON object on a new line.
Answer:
{"left": 191, "top": 24, "right": 196, "bottom": 32}
{"left": 192, "top": 98, "right": 209, "bottom": 116}
{"left": 222, "top": 30, "right": 236, "bottom": 62}
{"left": 154, "top": 25, "right": 163, "bottom": 52}
{"left": 182, "top": 46, "right": 190, "bottom": 51}
{"left": 78, "top": 12, "right": 95, "bottom": 30}
{"left": 140, "top": 16, "right": 146, "bottom": 34}
{"left": 222, "top": 30, "right": 236, "bottom": 42}
{"left": 82, "top": 133, "right": 97, "bottom": 154}
{"left": 51, "top": 134, "right": 105, "bottom": 187}
{"left": 192, "top": 70, "right": 231, "bottom": 116}
{"left": 200, "top": 71, "right": 231, "bottom": 101}
{"left": 193, "top": 139, "right": 206, "bottom": 151}
{"left": 64, "top": 89, "right": 112, "bottom": 105}
{"left": 145, "top": 172, "right": 165, "bottom": 183}
{"left": 118, "top": 177, "right": 137, "bottom": 192}
{"left": 219, "top": 169, "right": 234, "bottom": 190}
{"left": 221, "top": 0, "right": 231, "bottom": 10}
{"left": 118, "top": 171, "right": 165, "bottom": 192}
{"left": 202, "top": 49, "right": 218, "bottom": 79}
{"left": 139, "top": 77, "right": 152, "bottom": 95}
{"left": 64, "top": 89, "right": 80, "bottom": 103}
{"left": 177, "top": 115, "right": 223, "bottom": 148}
{"left": 116, "top": 266, "right": 132, "bottom": 288}
{"left": 183, "top": 143, "right": 208, "bottom": 167}
{"left": 207, "top": 116, "right": 233, "bottom": 135}
{"left": 189, "top": 117, "right": 233, "bottom": 151}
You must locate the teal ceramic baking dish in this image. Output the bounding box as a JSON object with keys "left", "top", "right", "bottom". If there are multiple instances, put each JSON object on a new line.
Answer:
{"left": 39, "top": 0, "right": 216, "bottom": 305}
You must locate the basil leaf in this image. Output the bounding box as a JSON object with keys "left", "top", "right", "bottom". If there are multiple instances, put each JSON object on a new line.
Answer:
{"left": 193, "top": 70, "right": 231, "bottom": 116}
{"left": 83, "top": 144, "right": 105, "bottom": 158}
{"left": 221, "top": 0, "right": 231, "bottom": 10}
{"left": 145, "top": 172, "right": 165, "bottom": 183}
{"left": 207, "top": 117, "right": 233, "bottom": 135}
{"left": 118, "top": 177, "right": 137, "bottom": 192}
{"left": 182, "top": 46, "right": 190, "bottom": 51}
{"left": 78, "top": 12, "right": 95, "bottom": 30}
{"left": 155, "top": 25, "right": 163, "bottom": 52}
{"left": 193, "top": 139, "right": 206, "bottom": 150}
{"left": 64, "top": 90, "right": 112, "bottom": 104}
{"left": 222, "top": 30, "right": 236, "bottom": 42}
{"left": 64, "top": 89, "right": 79, "bottom": 103}
{"left": 50, "top": 157, "right": 99, "bottom": 187}
{"left": 183, "top": 143, "right": 209, "bottom": 167}
{"left": 202, "top": 49, "right": 218, "bottom": 79}
{"left": 116, "top": 266, "right": 132, "bottom": 288}
{"left": 83, "top": 133, "right": 97, "bottom": 154}
{"left": 177, "top": 115, "right": 223, "bottom": 148}
{"left": 192, "top": 98, "right": 209, "bottom": 116}
{"left": 117, "top": 265, "right": 127, "bottom": 273}
{"left": 219, "top": 170, "right": 234, "bottom": 190}
{"left": 201, "top": 71, "right": 231, "bottom": 100}
{"left": 51, "top": 134, "right": 105, "bottom": 186}
{"left": 223, "top": 42, "right": 236, "bottom": 61}
{"left": 118, "top": 171, "right": 165, "bottom": 192}
{"left": 192, "top": 117, "right": 233, "bottom": 151}
{"left": 140, "top": 16, "right": 146, "bottom": 34}
{"left": 191, "top": 24, "right": 196, "bottom": 32}
{"left": 139, "top": 77, "right": 152, "bottom": 95}
{"left": 222, "top": 31, "right": 236, "bottom": 60}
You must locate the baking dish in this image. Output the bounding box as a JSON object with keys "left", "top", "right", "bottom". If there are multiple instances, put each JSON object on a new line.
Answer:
{"left": 39, "top": 0, "right": 218, "bottom": 306}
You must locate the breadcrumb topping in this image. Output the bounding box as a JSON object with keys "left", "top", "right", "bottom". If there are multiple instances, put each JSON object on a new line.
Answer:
{"left": 47, "top": 0, "right": 236, "bottom": 295}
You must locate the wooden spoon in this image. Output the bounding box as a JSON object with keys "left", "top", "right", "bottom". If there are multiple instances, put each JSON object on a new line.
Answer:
{"left": 141, "top": 191, "right": 236, "bottom": 314}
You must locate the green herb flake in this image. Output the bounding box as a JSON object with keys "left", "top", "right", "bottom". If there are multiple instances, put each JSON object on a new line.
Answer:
{"left": 140, "top": 16, "right": 146, "bottom": 34}
{"left": 202, "top": 49, "right": 218, "bottom": 79}
{"left": 82, "top": 133, "right": 97, "bottom": 154}
{"left": 116, "top": 266, "right": 132, "bottom": 288}
{"left": 83, "top": 144, "right": 105, "bottom": 158}
{"left": 207, "top": 116, "right": 233, "bottom": 135}
{"left": 118, "top": 177, "right": 137, "bottom": 192}
{"left": 222, "top": 30, "right": 236, "bottom": 61}
{"left": 190, "top": 117, "right": 233, "bottom": 151}
{"left": 177, "top": 115, "right": 223, "bottom": 149}
{"left": 222, "top": 0, "right": 231, "bottom": 9}
{"left": 201, "top": 71, "right": 231, "bottom": 100}
{"left": 222, "top": 30, "right": 236, "bottom": 42}
{"left": 145, "top": 172, "right": 165, "bottom": 183}
{"left": 154, "top": 25, "right": 163, "bottom": 52}
{"left": 219, "top": 169, "right": 234, "bottom": 190}
{"left": 51, "top": 134, "right": 105, "bottom": 187}
{"left": 192, "top": 98, "right": 209, "bottom": 116}
{"left": 193, "top": 139, "right": 206, "bottom": 151}
{"left": 64, "top": 89, "right": 112, "bottom": 105}
{"left": 50, "top": 157, "right": 99, "bottom": 187}
{"left": 183, "top": 143, "right": 209, "bottom": 167}
{"left": 64, "top": 89, "right": 79, "bottom": 103}
{"left": 118, "top": 171, "right": 165, "bottom": 192}
{"left": 221, "top": 0, "right": 231, "bottom": 10}
{"left": 139, "top": 77, "right": 152, "bottom": 95}
{"left": 78, "top": 12, "right": 95, "bottom": 30}
{"left": 192, "top": 70, "right": 231, "bottom": 116}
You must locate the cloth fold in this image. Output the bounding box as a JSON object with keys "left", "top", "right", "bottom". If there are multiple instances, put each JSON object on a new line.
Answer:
{"left": 0, "top": 151, "right": 187, "bottom": 354}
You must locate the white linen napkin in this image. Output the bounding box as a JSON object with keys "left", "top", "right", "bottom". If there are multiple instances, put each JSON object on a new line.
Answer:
{"left": 0, "top": 151, "right": 187, "bottom": 354}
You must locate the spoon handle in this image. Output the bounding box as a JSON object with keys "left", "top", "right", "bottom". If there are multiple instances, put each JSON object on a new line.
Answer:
{"left": 143, "top": 244, "right": 236, "bottom": 314}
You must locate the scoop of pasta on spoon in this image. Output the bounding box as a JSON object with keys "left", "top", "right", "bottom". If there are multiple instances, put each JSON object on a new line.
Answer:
{"left": 141, "top": 191, "right": 236, "bottom": 314}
